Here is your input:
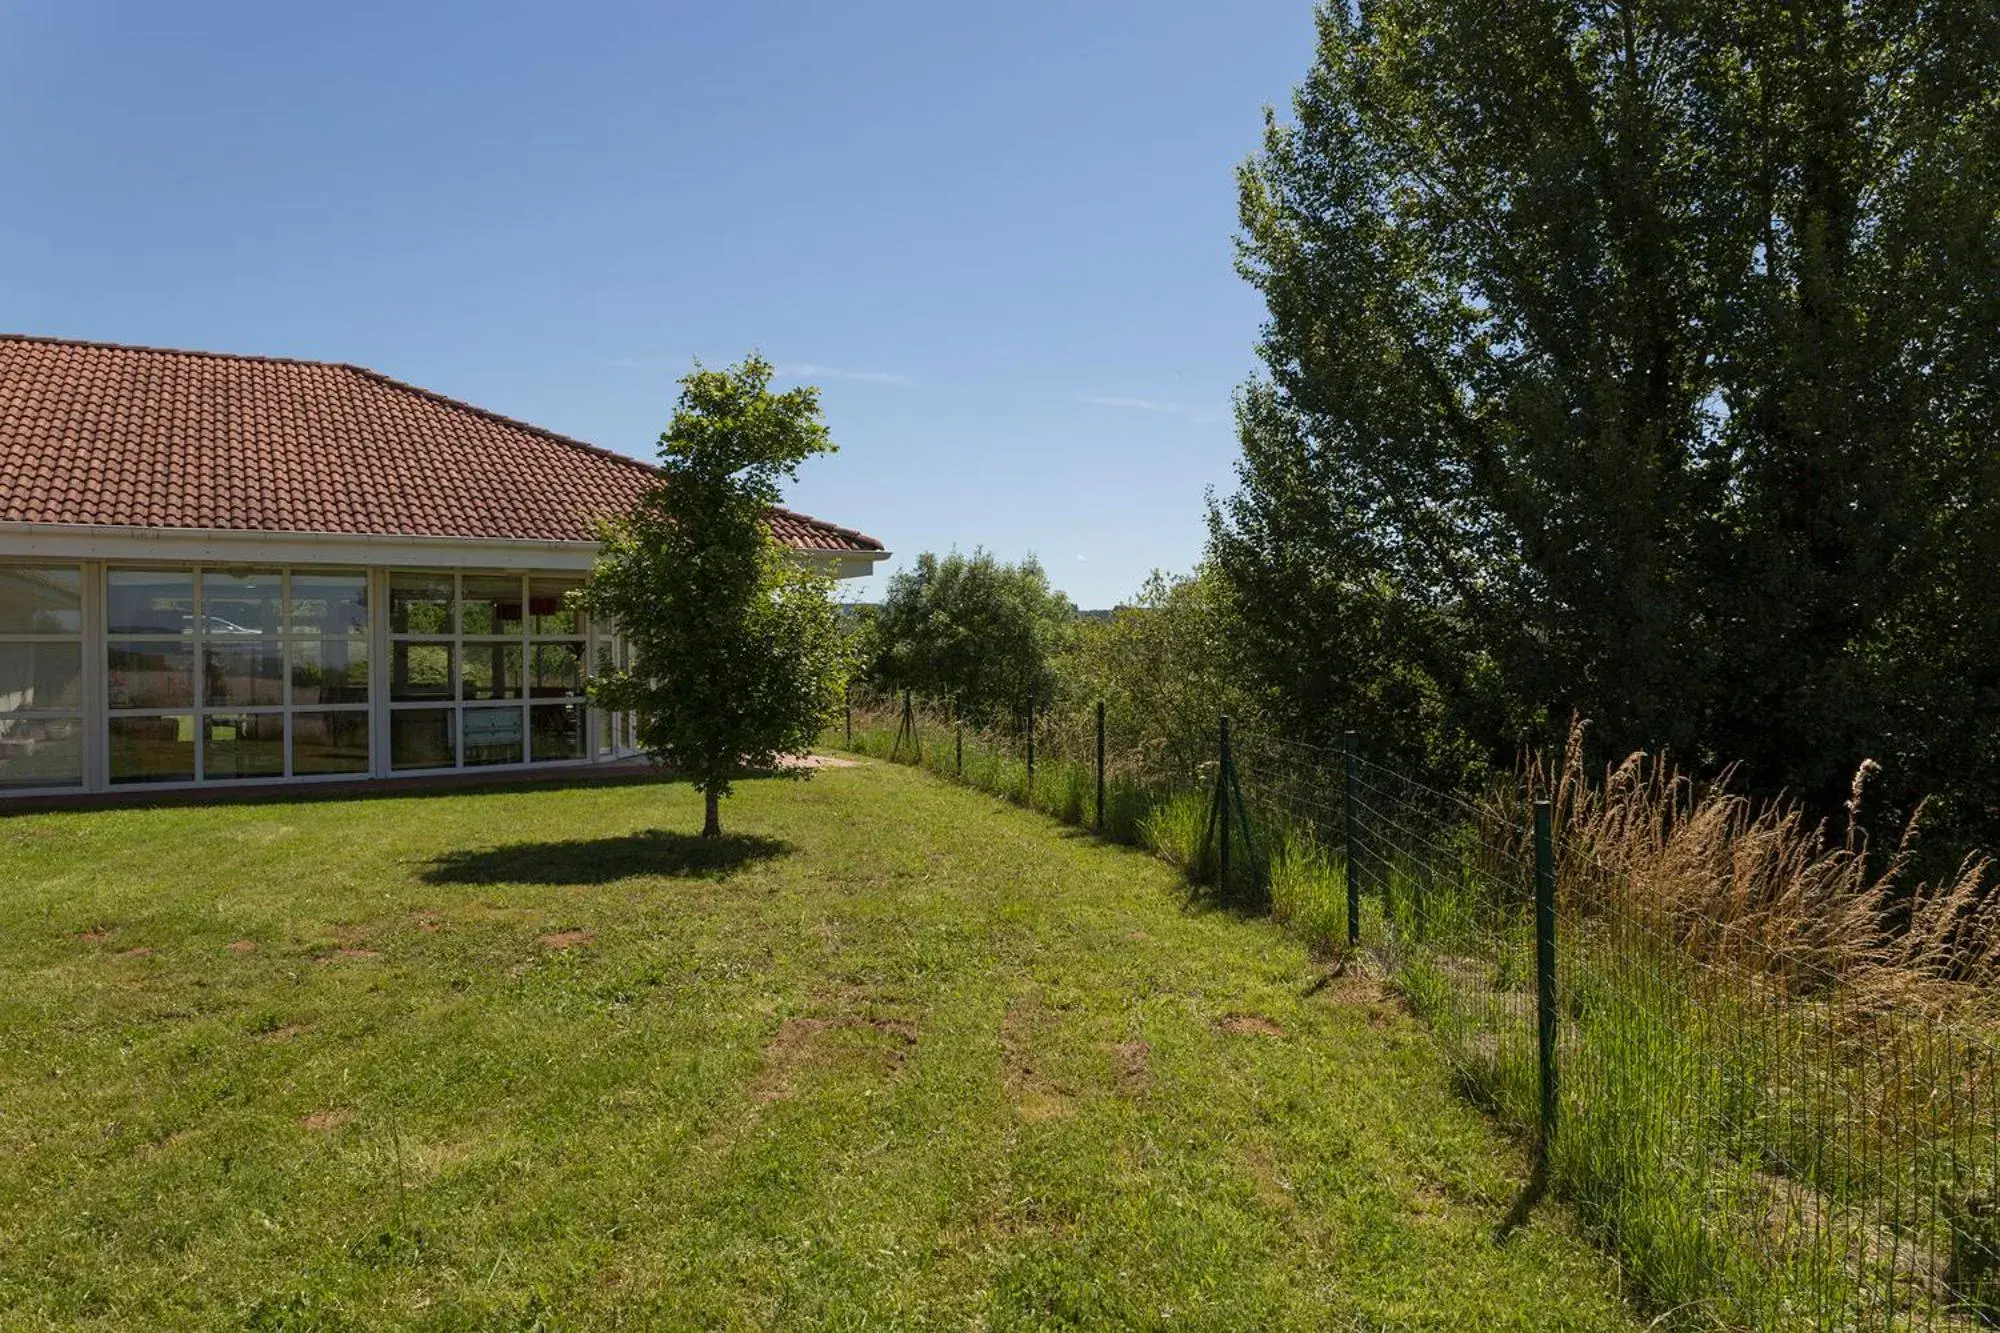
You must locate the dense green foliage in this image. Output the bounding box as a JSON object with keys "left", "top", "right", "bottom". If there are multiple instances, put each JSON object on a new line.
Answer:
{"left": 1055, "top": 562, "right": 1264, "bottom": 779}
{"left": 0, "top": 773, "right": 1636, "bottom": 1329}
{"left": 579, "top": 355, "right": 847, "bottom": 835}
{"left": 1214, "top": 0, "right": 2000, "bottom": 841}
{"left": 863, "top": 548, "right": 1074, "bottom": 722}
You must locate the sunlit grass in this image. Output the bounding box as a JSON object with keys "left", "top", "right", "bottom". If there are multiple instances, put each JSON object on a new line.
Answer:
{"left": 0, "top": 763, "right": 1637, "bottom": 1330}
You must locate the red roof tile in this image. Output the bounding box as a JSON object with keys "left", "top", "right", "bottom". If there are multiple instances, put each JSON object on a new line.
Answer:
{"left": 0, "top": 334, "right": 886, "bottom": 554}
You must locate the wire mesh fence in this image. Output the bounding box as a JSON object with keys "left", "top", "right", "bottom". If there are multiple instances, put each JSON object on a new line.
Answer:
{"left": 833, "top": 691, "right": 2000, "bottom": 1329}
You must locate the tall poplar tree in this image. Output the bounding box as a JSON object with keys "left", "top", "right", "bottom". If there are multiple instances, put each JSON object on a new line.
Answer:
{"left": 1214, "top": 0, "right": 2000, "bottom": 839}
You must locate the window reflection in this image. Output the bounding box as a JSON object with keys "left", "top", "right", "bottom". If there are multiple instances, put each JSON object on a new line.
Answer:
{"left": 203, "top": 713, "right": 285, "bottom": 779}
{"left": 109, "top": 715, "right": 196, "bottom": 784}
{"left": 108, "top": 641, "right": 196, "bottom": 709}
{"left": 289, "top": 573, "right": 368, "bottom": 635}
{"left": 205, "top": 642, "right": 284, "bottom": 707}
{"left": 107, "top": 569, "right": 195, "bottom": 635}
{"left": 0, "top": 567, "right": 82, "bottom": 635}
{"left": 391, "top": 708, "right": 455, "bottom": 770}
{"left": 0, "top": 643, "right": 81, "bottom": 712}
{"left": 200, "top": 570, "right": 281, "bottom": 635}
{"left": 462, "top": 575, "right": 524, "bottom": 636}
{"left": 389, "top": 573, "right": 453, "bottom": 635}
{"left": 464, "top": 705, "right": 524, "bottom": 766}
{"left": 292, "top": 639, "right": 369, "bottom": 705}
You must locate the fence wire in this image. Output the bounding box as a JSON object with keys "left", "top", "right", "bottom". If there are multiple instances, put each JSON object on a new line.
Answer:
{"left": 836, "top": 694, "right": 2000, "bottom": 1330}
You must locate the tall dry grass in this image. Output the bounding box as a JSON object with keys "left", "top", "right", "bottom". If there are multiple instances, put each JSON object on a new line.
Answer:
{"left": 1500, "top": 723, "right": 2000, "bottom": 1016}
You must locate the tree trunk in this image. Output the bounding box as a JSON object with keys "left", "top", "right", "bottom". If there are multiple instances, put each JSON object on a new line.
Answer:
{"left": 702, "top": 787, "right": 721, "bottom": 838}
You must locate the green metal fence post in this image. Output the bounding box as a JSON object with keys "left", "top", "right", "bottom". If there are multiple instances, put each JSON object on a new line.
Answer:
{"left": 844, "top": 682, "right": 852, "bottom": 747}
{"left": 1025, "top": 690, "right": 1035, "bottom": 799}
{"left": 1219, "top": 714, "right": 1232, "bottom": 890}
{"left": 1095, "top": 699, "right": 1106, "bottom": 834}
{"left": 1534, "top": 798, "right": 1559, "bottom": 1156}
{"left": 955, "top": 722, "right": 963, "bottom": 777}
{"left": 1344, "top": 730, "right": 1360, "bottom": 947}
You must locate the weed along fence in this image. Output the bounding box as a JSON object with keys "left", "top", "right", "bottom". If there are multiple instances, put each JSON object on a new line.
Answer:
{"left": 837, "top": 691, "right": 2000, "bottom": 1330}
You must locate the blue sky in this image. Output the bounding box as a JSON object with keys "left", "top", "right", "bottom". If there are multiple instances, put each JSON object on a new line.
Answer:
{"left": 0, "top": 1, "right": 1317, "bottom": 607}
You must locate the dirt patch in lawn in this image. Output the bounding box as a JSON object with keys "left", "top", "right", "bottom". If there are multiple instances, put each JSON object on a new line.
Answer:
{"left": 225, "top": 940, "right": 256, "bottom": 954}
{"left": 257, "top": 1024, "right": 305, "bottom": 1044}
{"left": 119, "top": 946, "right": 154, "bottom": 959}
{"left": 1110, "top": 1039, "right": 1152, "bottom": 1092}
{"left": 1216, "top": 1013, "right": 1286, "bottom": 1038}
{"left": 1002, "top": 994, "right": 1076, "bottom": 1121}
{"left": 752, "top": 1014, "right": 918, "bottom": 1103}
{"left": 71, "top": 928, "right": 113, "bottom": 943}
{"left": 317, "top": 948, "right": 381, "bottom": 964}
{"left": 299, "top": 1109, "right": 352, "bottom": 1133}
{"left": 538, "top": 929, "right": 595, "bottom": 950}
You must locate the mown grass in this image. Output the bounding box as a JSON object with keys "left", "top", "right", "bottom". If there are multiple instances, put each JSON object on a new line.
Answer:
{"left": 0, "top": 764, "right": 1638, "bottom": 1330}
{"left": 843, "top": 708, "right": 2000, "bottom": 1328}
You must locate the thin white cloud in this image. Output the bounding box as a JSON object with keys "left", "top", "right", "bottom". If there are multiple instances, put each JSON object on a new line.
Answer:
{"left": 778, "top": 362, "right": 910, "bottom": 385}
{"left": 1082, "top": 394, "right": 1198, "bottom": 416}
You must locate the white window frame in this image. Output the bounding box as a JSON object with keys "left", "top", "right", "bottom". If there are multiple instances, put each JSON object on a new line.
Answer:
{"left": 0, "top": 562, "right": 87, "bottom": 793}
{"left": 385, "top": 569, "right": 596, "bottom": 776}
{"left": 102, "top": 563, "right": 374, "bottom": 788}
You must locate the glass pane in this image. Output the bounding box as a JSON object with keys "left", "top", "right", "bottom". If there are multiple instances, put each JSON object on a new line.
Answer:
{"left": 464, "top": 705, "right": 524, "bottom": 766}
{"left": 529, "top": 578, "right": 581, "bottom": 635}
{"left": 461, "top": 574, "right": 524, "bottom": 637}
{"left": 203, "top": 713, "right": 285, "bottom": 779}
{"left": 530, "top": 703, "right": 586, "bottom": 762}
{"left": 389, "top": 642, "right": 455, "bottom": 702}
{"left": 0, "top": 716, "right": 82, "bottom": 789}
{"left": 391, "top": 708, "right": 456, "bottom": 770}
{"left": 110, "top": 714, "right": 195, "bottom": 784}
{"left": 289, "top": 571, "right": 369, "bottom": 635}
{"left": 204, "top": 642, "right": 284, "bottom": 707}
{"left": 529, "top": 641, "right": 585, "bottom": 698}
{"left": 596, "top": 708, "right": 614, "bottom": 756}
{"left": 292, "top": 638, "right": 370, "bottom": 705}
{"left": 293, "top": 710, "right": 370, "bottom": 775}
{"left": 107, "top": 640, "right": 195, "bottom": 709}
{"left": 389, "top": 572, "right": 454, "bottom": 635}
{"left": 199, "top": 570, "right": 281, "bottom": 635}
{"left": 0, "top": 566, "right": 82, "bottom": 635}
{"left": 0, "top": 642, "right": 81, "bottom": 712}
{"left": 107, "top": 568, "right": 195, "bottom": 635}
{"left": 460, "top": 643, "right": 523, "bottom": 701}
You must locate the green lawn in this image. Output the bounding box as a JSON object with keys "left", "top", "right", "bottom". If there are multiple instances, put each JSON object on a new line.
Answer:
{"left": 0, "top": 762, "right": 1636, "bottom": 1330}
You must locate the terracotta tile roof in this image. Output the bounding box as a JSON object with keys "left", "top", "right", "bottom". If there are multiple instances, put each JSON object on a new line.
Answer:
{"left": 0, "top": 334, "right": 886, "bottom": 554}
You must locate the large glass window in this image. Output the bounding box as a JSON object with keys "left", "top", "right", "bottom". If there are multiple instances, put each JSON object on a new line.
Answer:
{"left": 106, "top": 566, "right": 370, "bottom": 784}
{"left": 0, "top": 567, "right": 82, "bottom": 635}
{"left": 391, "top": 708, "right": 455, "bottom": 770}
{"left": 109, "top": 714, "right": 195, "bottom": 784}
{"left": 0, "top": 565, "right": 84, "bottom": 790}
{"left": 388, "top": 571, "right": 592, "bottom": 771}
{"left": 388, "top": 573, "right": 453, "bottom": 635}
{"left": 200, "top": 571, "right": 282, "bottom": 636}
{"left": 106, "top": 569, "right": 194, "bottom": 635}
{"left": 293, "top": 711, "right": 369, "bottom": 775}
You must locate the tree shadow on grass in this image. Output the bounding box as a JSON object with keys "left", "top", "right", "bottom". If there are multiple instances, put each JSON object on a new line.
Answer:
{"left": 420, "top": 831, "right": 791, "bottom": 887}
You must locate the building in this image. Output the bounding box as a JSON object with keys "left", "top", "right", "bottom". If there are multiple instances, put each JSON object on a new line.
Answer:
{"left": 0, "top": 334, "right": 887, "bottom": 796}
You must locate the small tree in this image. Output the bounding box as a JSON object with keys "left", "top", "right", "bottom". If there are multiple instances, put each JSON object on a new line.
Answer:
{"left": 866, "top": 548, "right": 1074, "bottom": 722}
{"left": 578, "top": 355, "right": 848, "bottom": 837}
